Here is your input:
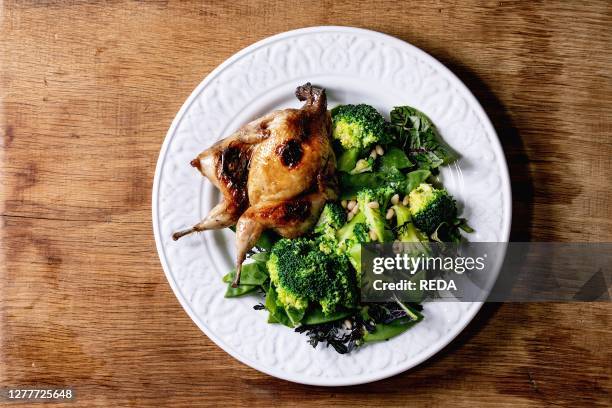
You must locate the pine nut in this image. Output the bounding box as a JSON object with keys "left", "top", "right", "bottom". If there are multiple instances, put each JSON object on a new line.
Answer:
{"left": 402, "top": 195, "right": 410, "bottom": 206}
{"left": 341, "top": 200, "right": 348, "bottom": 208}
{"left": 347, "top": 211, "right": 355, "bottom": 221}
{"left": 355, "top": 158, "right": 368, "bottom": 168}
{"left": 344, "top": 319, "right": 352, "bottom": 330}
{"left": 351, "top": 206, "right": 360, "bottom": 215}
{"left": 390, "top": 194, "right": 400, "bottom": 205}
{"left": 367, "top": 201, "right": 379, "bottom": 209}
{"left": 386, "top": 208, "right": 395, "bottom": 220}
{"left": 369, "top": 149, "right": 377, "bottom": 159}
{"left": 347, "top": 200, "right": 357, "bottom": 211}
{"left": 369, "top": 229, "right": 378, "bottom": 241}
{"left": 376, "top": 145, "right": 384, "bottom": 156}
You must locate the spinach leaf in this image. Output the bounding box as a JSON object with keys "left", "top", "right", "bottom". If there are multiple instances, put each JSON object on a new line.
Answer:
{"left": 340, "top": 172, "right": 379, "bottom": 189}
{"left": 254, "top": 230, "right": 278, "bottom": 250}
{"left": 338, "top": 172, "right": 379, "bottom": 199}
{"left": 390, "top": 106, "right": 457, "bottom": 170}
{"left": 379, "top": 146, "right": 413, "bottom": 172}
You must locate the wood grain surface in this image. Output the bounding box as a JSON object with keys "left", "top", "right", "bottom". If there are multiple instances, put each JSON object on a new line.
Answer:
{"left": 1, "top": 1, "right": 611, "bottom": 407}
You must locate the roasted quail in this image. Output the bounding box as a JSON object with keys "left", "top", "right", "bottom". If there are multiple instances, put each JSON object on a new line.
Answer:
{"left": 173, "top": 83, "right": 337, "bottom": 286}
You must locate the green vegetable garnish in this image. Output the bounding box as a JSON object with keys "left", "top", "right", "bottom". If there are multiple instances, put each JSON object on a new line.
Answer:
{"left": 222, "top": 262, "right": 268, "bottom": 286}
{"left": 267, "top": 237, "right": 357, "bottom": 316}
{"left": 405, "top": 169, "right": 431, "bottom": 193}
{"left": 224, "top": 283, "right": 258, "bottom": 298}
{"left": 379, "top": 146, "right": 413, "bottom": 172}
{"left": 356, "top": 186, "right": 395, "bottom": 243}
{"left": 336, "top": 148, "right": 360, "bottom": 172}
{"left": 397, "top": 221, "right": 428, "bottom": 243}
{"left": 301, "top": 306, "right": 353, "bottom": 326}
{"left": 331, "top": 104, "right": 392, "bottom": 151}
{"left": 390, "top": 106, "right": 457, "bottom": 170}
{"left": 265, "top": 284, "right": 293, "bottom": 327}
{"left": 409, "top": 183, "right": 457, "bottom": 235}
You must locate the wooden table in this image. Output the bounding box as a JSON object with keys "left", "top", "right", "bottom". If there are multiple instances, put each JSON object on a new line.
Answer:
{"left": 1, "top": 1, "right": 610, "bottom": 407}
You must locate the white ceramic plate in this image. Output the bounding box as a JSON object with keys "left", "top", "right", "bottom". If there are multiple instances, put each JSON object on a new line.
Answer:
{"left": 152, "top": 26, "right": 511, "bottom": 386}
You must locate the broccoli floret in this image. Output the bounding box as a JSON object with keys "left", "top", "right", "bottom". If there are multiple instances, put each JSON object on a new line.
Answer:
{"left": 335, "top": 212, "right": 371, "bottom": 280}
{"left": 336, "top": 212, "right": 369, "bottom": 251}
{"left": 397, "top": 222, "right": 428, "bottom": 243}
{"left": 331, "top": 104, "right": 391, "bottom": 151}
{"left": 317, "top": 234, "right": 337, "bottom": 255}
{"left": 409, "top": 183, "right": 457, "bottom": 235}
{"left": 267, "top": 238, "right": 357, "bottom": 316}
{"left": 396, "top": 222, "right": 431, "bottom": 261}
{"left": 356, "top": 187, "right": 395, "bottom": 242}
{"left": 314, "top": 202, "right": 346, "bottom": 254}
{"left": 314, "top": 202, "right": 346, "bottom": 234}
{"left": 391, "top": 204, "right": 412, "bottom": 227}
{"left": 348, "top": 222, "right": 371, "bottom": 247}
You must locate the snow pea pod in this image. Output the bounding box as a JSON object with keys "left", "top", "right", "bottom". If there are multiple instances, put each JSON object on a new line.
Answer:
{"left": 363, "top": 319, "right": 420, "bottom": 342}
{"left": 265, "top": 284, "right": 293, "bottom": 327}
{"left": 224, "top": 283, "right": 258, "bottom": 298}
{"left": 337, "top": 148, "right": 360, "bottom": 172}
{"left": 301, "top": 306, "right": 353, "bottom": 325}
{"left": 222, "top": 262, "right": 268, "bottom": 286}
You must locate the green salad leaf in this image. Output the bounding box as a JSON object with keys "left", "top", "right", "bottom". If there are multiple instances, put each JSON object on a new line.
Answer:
{"left": 379, "top": 146, "right": 413, "bottom": 172}
{"left": 390, "top": 106, "right": 457, "bottom": 170}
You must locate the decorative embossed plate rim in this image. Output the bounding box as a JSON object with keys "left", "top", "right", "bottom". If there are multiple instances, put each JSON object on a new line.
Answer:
{"left": 152, "top": 26, "right": 512, "bottom": 386}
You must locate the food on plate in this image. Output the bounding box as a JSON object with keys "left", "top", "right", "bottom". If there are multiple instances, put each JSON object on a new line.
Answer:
{"left": 172, "top": 83, "right": 337, "bottom": 287}
{"left": 174, "top": 83, "right": 472, "bottom": 353}
{"left": 330, "top": 104, "right": 392, "bottom": 173}
{"left": 409, "top": 183, "right": 457, "bottom": 235}
{"left": 331, "top": 104, "right": 390, "bottom": 151}
{"left": 267, "top": 236, "right": 356, "bottom": 323}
